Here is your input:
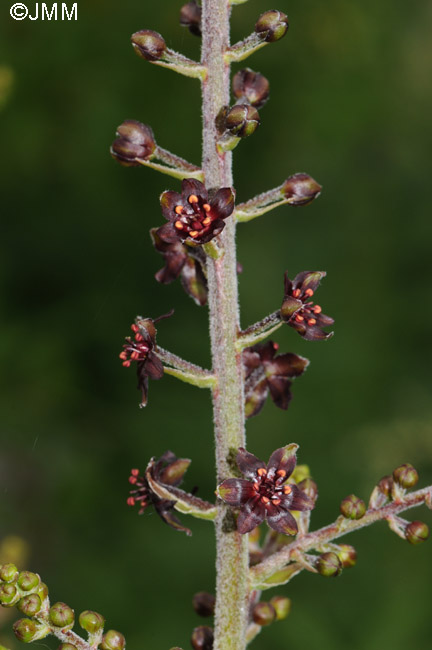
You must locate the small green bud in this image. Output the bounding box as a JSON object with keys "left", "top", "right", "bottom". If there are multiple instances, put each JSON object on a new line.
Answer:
{"left": 393, "top": 464, "right": 419, "bottom": 489}
{"left": 269, "top": 596, "right": 291, "bottom": 621}
{"left": 38, "top": 582, "right": 49, "bottom": 601}
{"left": 101, "top": 630, "right": 126, "bottom": 650}
{"left": 377, "top": 475, "right": 394, "bottom": 497}
{"left": 58, "top": 644, "right": 78, "bottom": 650}
{"left": 192, "top": 592, "right": 215, "bottom": 617}
{"left": 79, "top": 610, "right": 105, "bottom": 634}
{"left": 131, "top": 30, "right": 166, "bottom": 61}
{"left": 13, "top": 619, "right": 39, "bottom": 643}
{"left": 282, "top": 173, "right": 322, "bottom": 206}
{"left": 18, "top": 594, "right": 42, "bottom": 616}
{"left": 255, "top": 10, "right": 289, "bottom": 43}
{"left": 49, "top": 602, "right": 75, "bottom": 628}
{"left": 17, "top": 572, "right": 40, "bottom": 592}
{"left": 252, "top": 602, "right": 276, "bottom": 626}
{"left": 337, "top": 544, "right": 357, "bottom": 568}
{"left": 405, "top": 521, "right": 429, "bottom": 545}
{"left": 340, "top": 494, "right": 366, "bottom": 520}
{"left": 191, "top": 626, "right": 213, "bottom": 650}
{"left": 316, "top": 552, "right": 342, "bottom": 577}
{"left": 232, "top": 69, "right": 270, "bottom": 109}
{"left": 0, "top": 563, "right": 19, "bottom": 583}
{"left": 225, "top": 104, "right": 260, "bottom": 138}
{"left": 0, "top": 583, "right": 19, "bottom": 606}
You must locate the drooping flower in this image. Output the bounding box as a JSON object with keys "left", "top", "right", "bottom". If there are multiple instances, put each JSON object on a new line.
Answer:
{"left": 217, "top": 445, "right": 315, "bottom": 535}
{"left": 281, "top": 271, "right": 334, "bottom": 341}
{"left": 243, "top": 341, "right": 309, "bottom": 418}
{"left": 150, "top": 227, "right": 208, "bottom": 306}
{"left": 119, "top": 314, "right": 171, "bottom": 407}
{"left": 127, "top": 451, "right": 192, "bottom": 535}
{"left": 159, "top": 179, "right": 235, "bottom": 245}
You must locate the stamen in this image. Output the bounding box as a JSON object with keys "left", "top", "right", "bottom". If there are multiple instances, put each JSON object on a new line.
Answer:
{"left": 304, "top": 288, "right": 314, "bottom": 297}
{"left": 175, "top": 205, "right": 183, "bottom": 214}
{"left": 119, "top": 351, "right": 127, "bottom": 360}
{"left": 202, "top": 217, "right": 211, "bottom": 226}
{"left": 203, "top": 203, "right": 211, "bottom": 212}
{"left": 295, "top": 314, "right": 304, "bottom": 322}
{"left": 131, "top": 324, "right": 139, "bottom": 332}
{"left": 283, "top": 485, "right": 292, "bottom": 494}
{"left": 253, "top": 482, "right": 260, "bottom": 491}
{"left": 130, "top": 351, "right": 140, "bottom": 360}
{"left": 175, "top": 220, "right": 184, "bottom": 230}
{"left": 188, "top": 194, "right": 199, "bottom": 204}
{"left": 189, "top": 230, "right": 199, "bottom": 238}
{"left": 276, "top": 469, "right": 286, "bottom": 477}
{"left": 261, "top": 496, "right": 270, "bottom": 504}
{"left": 292, "top": 288, "right": 301, "bottom": 298}
{"left": 131, "top": 469, "right": 139, "bottom": 476}
{"left": 129, "top": 476, "right": 137, "bottom": 484}
{"left": 272, "top": 498, "right": 281, "bottom": 506}
{"left": 307, "top": 318, "right": 317, "bottom": 325}
{"left": 122, "top": 360, "right": 131, "bottom": 367}
{"left": 127, "top": 497, "right": 136, "bottom": 506}
{"left": 313, "top": 305, "right": 322, "bottom": 314}
{"left": 135, "top": 333, "right": 144, "bottom": 342}
{"left": 257, "top": 468, "right": 267, "bottom": 476}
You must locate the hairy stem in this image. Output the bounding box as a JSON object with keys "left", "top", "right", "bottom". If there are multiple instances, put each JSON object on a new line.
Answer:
{"left": 201, "top": 1, "right": 249, "bottom": 648}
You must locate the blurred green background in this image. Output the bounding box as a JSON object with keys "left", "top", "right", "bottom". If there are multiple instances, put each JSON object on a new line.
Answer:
{"left": 1, "top": 0, "right": 432, "bottom": 649}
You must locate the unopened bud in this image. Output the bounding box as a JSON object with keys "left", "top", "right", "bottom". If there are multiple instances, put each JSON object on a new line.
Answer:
{"left": 297, "top": 477, "right": 318, "bottom": 501}
{"left": 131, "top": 30, "right": 166, "bottom": 61}
{"left": 340, "top": 494, "right": 366, "bottom": 520}
{"left": 180, "top": 1, "right": 202, "bottom": 37}
{"left": 232, "top": 68, "right": 269, "bottom": 109}
{"left": 18, "top": 594, "right": 42, "bottom": 616}
{"left": 17, "top": 571, "right": 40, "bottom": 592}
{"left": 0, "top": 563, "right": 18, "bottom": 583}
{"left": 101, "top": 630, "right": 126, "bottom": 650}
{"left": 192, "top": 592, "right": 215, "bottom": 617}
{"left": 111, "top": 120, "right": 156, "bottom": 166}
{"left": 252, "top": 602, "right": 276, "bottom": 626}
{"left": 337, "top": 544, "right": 357, "bottom": 568}
{"left": 49, "top": 602, "right": 75, "bottom": 628}
{"left": 316, "top": 552, "right": 342, "bottom": 577}
{"left": 38, "top": 582, "right": 49, "bottom": 601}
{"left": 13, "top": 619, "right": 49, "bottom": 643}
{"left": 225, "top": 104, "right": 260, "bottom": 138}
{"left": 282, "top": 173, "right": 322, "bottom": 206}
{"left": 79, "top": 610, "right": 105, "bottom": 634}
{"left": 269, "top": 596, "right": 291, "bottom": 620}
{"left": 405, "top": 521, "right": 429, "bottom": 545}
{"left": 191, "top": 626, "right": 213, "bottom": 650}
{"left": 377, "top": 475, "right": 394, "bottom": 497}
{"left": 0, "top": 583, "right": 19, "bottom": 606}
{"left": 393, "top": 463, "right": 419, "bottom": 489}
{"left": 255, "top": 10, "right": 289, "bottom": 43}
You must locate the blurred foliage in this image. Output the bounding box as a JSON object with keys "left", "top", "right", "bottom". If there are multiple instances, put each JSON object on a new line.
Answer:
{"left": 0, "top": 1, "right": 431, "bottom": 649}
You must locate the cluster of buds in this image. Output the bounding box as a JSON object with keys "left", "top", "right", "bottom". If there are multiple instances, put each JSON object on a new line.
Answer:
{"left": 0, "top": 565, "right": 125, "bottom": 649}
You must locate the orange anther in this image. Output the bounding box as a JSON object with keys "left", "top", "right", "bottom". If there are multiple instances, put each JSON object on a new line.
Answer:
{"left": 127, "top": 497, "right": 136, "bottom": 506}
{"left": 175, "top": 205, "right": 183, "bottom": 214}
{"left": 261, "top": 496, "right": 270, "bottom": 504}
{"left": 292, "top": 289, "right": 301, "bottom": 298}
{"left": 129, "top": 476, "right": 137, "bottom": 484}
{"left": 119, "top": 351, "right": 127, "bottom": 360}
{"left": 122, "top": 360, "right": 131, "bottom": 367}
{"left": 295, "top": 314, "right": 304, "bottom": 322}
{"left": 313, "top": 305, "right": 322, "bottom": 314}
{"left": 175, "top": 220, "right": 184, "bottom": 229}
{"left": 189, "top": 230, "right": 199, "bottom": 238}
{"left": 131, "top": 324, "right": 139, "bottom": 332}
{"left": 130, "top": 351, "right": 140, "bottom": 360}
{"left": 253, "top": 482, "right": 260, "bottom": 491}
{"left": 304, "top": 288, "right": 314, "bottom": 297}
{"left": 203, "top": 217, "right": 211, "bottom": 226}
{"left": 307, "top": 318, "right": 317, "bottom": 325}
{"left": 135, "top": 333, "right": 144, "bottom": 342}
{"left": 283, "top": 485, "right": 292, "bottom": 494}
{"left": 276, "top": 469, "right": 286, "bottom": 477}
{"left": 273, "top": 342, "right": 280, "bottom": 350}
{"left": 188, "top": 194, "right": 199, "bottom": 203}
{"left": 131, "top": 469, "right": 139, "bottom": 476}
{"left": 203, "top": 203, "right": 211, "bottom": 212}
{"left": 272, "top": 498, "right": 281, "bottom": 506}
{"left": 257, "top": 468, "right": 267, "bottom": 476}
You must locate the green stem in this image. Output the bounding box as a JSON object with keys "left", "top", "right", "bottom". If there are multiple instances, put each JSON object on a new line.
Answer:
{"left": 201, "top": 1, "right": 249, "bottom": 648}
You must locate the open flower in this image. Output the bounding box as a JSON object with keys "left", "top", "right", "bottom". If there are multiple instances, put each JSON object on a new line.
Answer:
{"left": 158, "top": 179, "right": 235, "bottom": 245}
{"left": 243, "top": 341, "right": 309, "bottom": 418}
{"left": 281, "top": 271, "right": 334, "bottom": 341}
{"left": 217, "top": 445, "right": 315, "bottom": 535}
{"left": 119, "top": 315, "right": 171, "bottom": 407}
{"left": 127, "top": 451, "right": 192, "bottom": 535}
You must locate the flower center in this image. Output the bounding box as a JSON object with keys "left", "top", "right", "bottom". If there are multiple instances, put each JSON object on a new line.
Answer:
{"left": 290, "top": 288, "right": 322, "bottom": 326}
{"left": 128, "top": 469, "right": 151, "bottom": 513}
{"left": 173, "top": 194, "right": 213, "bottom": 238}
{"left": 252, "top": 468, "right": 292, "bottom": 507}
{"left": 119, "top": 324, "right": 150, "bottom": 367}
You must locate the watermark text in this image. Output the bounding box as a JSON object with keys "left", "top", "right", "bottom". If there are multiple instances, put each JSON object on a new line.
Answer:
{"left": 10, "top": 3, "right": 77, "bottom": 21}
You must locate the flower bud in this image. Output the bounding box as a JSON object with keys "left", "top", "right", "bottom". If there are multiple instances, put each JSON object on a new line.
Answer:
{"left": 316, "top": 552, "right": 342, "bottom": 577}
{"left": 405, "top": 520, "right": 429, "bottom": 545}
{"left": 111, "top": 120, "right": 156, "bottom": 166}
{"left": 180, "top": 1, "right": 202, "bottom": 37}
{"left": 297, "top": 478, "right": 318, "bottom": 501}
{"left": 17, "top": 571, "right": 40, "bottom": 592}
{"left": 38, "top": 582, "right": 49, "bottom": 601}
{"left": 269, "top": 596, "right": 291, "bottom": 620}
{"left": 13, "top": 619, "right": 39, "bottom": 643}
{"left": 337, "top": 544, "right": 357, "bottom": 569}
{"left": 192, "top": 592, "right": 215, "bottom": 617}
{"left": 340, "top": 494, "right": 366, "bottom": 520}
{"left": 252, "top": 602, "right": 276, "bottom": 626}
{"left": 79, "top": 610, "right": 105, "bottom": 634}
{"left": 191, "top": 626, "right": 213, "bottom": 650}
{"left": 377, "top": 475, "right": 394, "bottom": 497}
{"left": 101, "top": 630, "right": 126, "bottom": 650}
{"left": 131, "top": 30, "right": 166, "bottom": 61}
{"left": 18, "top": 594, "right": 42, "bottom": 616}
{"left": 232, "top": 69, "right": 269, "bottom": 109}
{"left": 393, "top": 463, "right": 419, "bottom": 489}
{"left": 225, "top": 104, "right": 260, "bottom": 138}
{"left": 255, "top": 10, "right": 289, "bottom": 43}
{"left": 0, "top": 563, "right": 18, "bottom": 583}
{"left": 49, "top": 602, "right": 75, "bottom": 628}
{"left": 0, "top": 583, "right": 19, "bottom": 606}
{"left": 58, "top": 644, "right": 78, "bottom": 650}
{"left": 282, "top": 173, "right": 322, "bottom": 206}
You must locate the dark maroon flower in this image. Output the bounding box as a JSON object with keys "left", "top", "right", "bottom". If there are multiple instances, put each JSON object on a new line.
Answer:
{"left": 243, "top": 341, "right": 309, "bottom": 418}
{"left": 127, "top": 451, "right": 192, "bottom": 535}
{"left": 120, "top": 314, "right": 171, "bottom": 407}
{"left": 281, "top": 271, "right": 334, "bottom": 341}
{"left": 111, "top": 120, "right": 156, "bottom": 166}
{"left": 159, "top": 179, "right": 235, "bottom": 245}
{"left": 150, "top": 227, "right": 208, "bottom": 306}
{"left": 217, "top": 445, "right": 314, "bottom": 535}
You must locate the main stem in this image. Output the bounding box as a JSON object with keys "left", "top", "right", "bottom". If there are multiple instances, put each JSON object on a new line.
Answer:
{"left": 201, "top": 1, "right": 249, "bottom": 649}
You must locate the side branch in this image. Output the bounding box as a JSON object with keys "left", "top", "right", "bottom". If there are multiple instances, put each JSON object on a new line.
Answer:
{"left": 250, "top": 486, "right": 432, "bottom": 585}
{"left": 237, "top": 311, "right": 283, "bottom": 349}
{"left": 157, "top": 346, "right": 216, "bottom": 388}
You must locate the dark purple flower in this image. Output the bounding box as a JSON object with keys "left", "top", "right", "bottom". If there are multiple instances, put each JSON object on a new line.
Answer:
{"left": 217, "top": 445, "right": 315, "bottom": 535}
{"left": 127, "top": 451, "right": 192, "bottom": 535}
{"left": 150, "top": 227, "right": 208, "bottom": 306}
{"left": 159, "top": 179, "right": 235, "bottom": 245}
{"left": 120, "top": 314, "right": 171, "bottom": 407}
{"left": 243, "top": 341, "right": 309, "bottom": 418}
{"left": 281, "top": 271, "right": 334, "bottom": 341}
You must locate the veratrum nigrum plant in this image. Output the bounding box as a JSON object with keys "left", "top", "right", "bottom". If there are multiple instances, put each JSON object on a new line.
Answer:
{"left": 2, "top": 3, "right": 431, "bottom": 650}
